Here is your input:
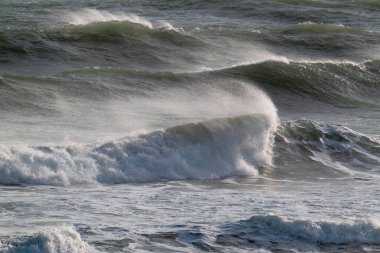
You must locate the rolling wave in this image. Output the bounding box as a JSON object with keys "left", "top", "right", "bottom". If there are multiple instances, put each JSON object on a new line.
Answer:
{"left": 225, "top": 60, "right": 380, "bottom": 107}
{"left": 0, "top": 114, "right": 276, "bottom": 186}
{"left": 1, "top": 7, "right": 378, "bottom": 71}
{"left": 1, "top": 112, "right": 379, "bottom": 185}
{"left": 0, "top": 17, "right": 204, "bottom": 69}
{"left": 1, "top": 58, "right": 377, "bottom": 115}
{"left": 218, "top": 215, "right": 380, "bottom": 252}
{"left": 59, "top": 59, "right": 380, "bottom": 108}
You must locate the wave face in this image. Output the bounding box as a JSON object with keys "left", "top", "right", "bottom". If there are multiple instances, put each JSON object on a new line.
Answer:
{"left": 272, "top": 119, "right": 380, "bottom": 179}
{"left": 0, "top": 227, "right": 93, "bottom": 253}
{"left": 217, "top": 215, "right": 380, "bottom": 252}
{"left": 0, "top": 114, "right": 276, "bottom": 186}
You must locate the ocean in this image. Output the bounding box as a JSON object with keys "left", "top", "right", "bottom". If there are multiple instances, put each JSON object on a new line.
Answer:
{"left": 0, "top": 0, "right": 379, "bottom": 252}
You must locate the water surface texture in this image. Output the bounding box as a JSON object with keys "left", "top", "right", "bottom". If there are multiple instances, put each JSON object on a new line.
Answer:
{"left": 0, "top": 0, "right": 379, "bottom": 252}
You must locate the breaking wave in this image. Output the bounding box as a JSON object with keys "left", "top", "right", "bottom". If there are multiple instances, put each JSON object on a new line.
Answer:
{"left": 0, "top": 114, "right": 276, "bottom": 186}
{"left": 0, "top": 226, "right": 93, "bottom": 253}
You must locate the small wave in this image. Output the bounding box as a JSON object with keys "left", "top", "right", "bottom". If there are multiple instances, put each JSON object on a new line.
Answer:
{"left": 285, "top": 22, "right": 355, "bottom": 34}
{"left": 190, "top": 22, "right": 379, "bottom": 53}
{"left": 67, "top": 8, "right": 153, "bottom": 28}
{"left": 218, "top": 215, "right": 380, "bottom": 251}
{"left": 0, "top": 114, "right": 276, "bottom": 186}
{"left": 0, "top": 226, "right": 93, "bottom": 253}
{"left": 355, "top": 0, "right": 380, "bottom": 8}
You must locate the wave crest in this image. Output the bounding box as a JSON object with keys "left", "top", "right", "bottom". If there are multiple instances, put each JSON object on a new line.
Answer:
{"left": 67, "top": 8, "right": 153, "bottom": 28}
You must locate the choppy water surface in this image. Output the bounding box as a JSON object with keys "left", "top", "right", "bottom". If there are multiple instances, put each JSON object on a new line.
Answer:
{"left": 0, "top": 0, "right": 379, "bottom": 252}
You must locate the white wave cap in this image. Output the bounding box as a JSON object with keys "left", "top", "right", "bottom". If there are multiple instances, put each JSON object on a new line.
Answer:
{"left": 0, "top": 226, "right": 94, "bottom": 253}
{"left": 67, "top": 8, "right": 153, "bottom": 28}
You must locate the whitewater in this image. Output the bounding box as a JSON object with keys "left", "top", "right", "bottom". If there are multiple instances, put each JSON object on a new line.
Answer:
{"left": 0, "top": 1, "right": 379, "bottom": 252}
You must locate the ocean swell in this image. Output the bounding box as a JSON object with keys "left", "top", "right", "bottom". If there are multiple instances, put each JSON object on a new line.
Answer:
{"left": 225, "top": 60, "right": 380, "bottom": 107}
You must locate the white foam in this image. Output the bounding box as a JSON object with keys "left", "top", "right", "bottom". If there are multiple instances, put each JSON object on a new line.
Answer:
{"left": 0, "top": 226, "right": 94, "bottom": 253}
{"left": 67, "top": 8, "right": 153, "bottom": 28}
{"left": 0, "top": 145, "right": 98, "bottom": 186}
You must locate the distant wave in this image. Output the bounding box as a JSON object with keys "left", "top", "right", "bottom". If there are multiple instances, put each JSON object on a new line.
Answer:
{"left": 192, "top": 23, "right": 379, "bottom": 52}
{"left": 1, "top": 13, "right": 378, "bottom": 68}
{"left": 0, "top": 114, "right": 276, "bottom": 186}
{"left": 0, "top": 17, "right": 200, "bottom": 67}
{"left": 0, "top": 226, "right": 93, "bottom": 253}
{"left": 218, "top": 215, "right": 380, "bottom": 251}
{"left": 67, "top": 8, "right": 153, "bottom": 28}
{"left": 285, "top": 22, "right": 356, "bottom": 34}
{"left": 224, "top": 60, "right": 380, "bottom": 107}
